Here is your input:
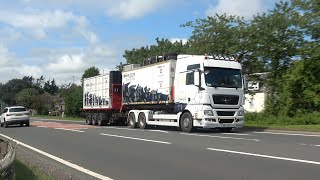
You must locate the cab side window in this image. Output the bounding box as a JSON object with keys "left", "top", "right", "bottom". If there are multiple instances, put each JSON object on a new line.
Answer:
{"left": 186, "top": 72, "right": 194, "bottom": 85}
{"left": 2, "top": 108, "right": 8, "bottom": 113}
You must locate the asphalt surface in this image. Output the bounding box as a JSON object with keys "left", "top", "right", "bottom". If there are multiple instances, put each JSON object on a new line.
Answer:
{"left": 1, "top": 118, "right": 320, "bottom": 180}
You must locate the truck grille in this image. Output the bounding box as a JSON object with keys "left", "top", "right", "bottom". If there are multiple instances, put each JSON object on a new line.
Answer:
{"left": 217, "top": 111, "right": 235, "bottom": 116}
{"left": 219, "top": 119, "right": 234, "bottom": 123}
{"left": 212, "top": 95, "right": 239, "bottom": 105}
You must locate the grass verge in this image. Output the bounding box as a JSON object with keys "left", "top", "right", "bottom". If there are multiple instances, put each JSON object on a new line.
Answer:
{"left": 31, "top": 115, "right": 84, "bottom": 121}
{"left": 14, "top": 159, "right": 52, "bottom": 180}
{"left": 245, "top": 123, "right": 320, "bottom": 132}
{"left": 244, "top": 112, "right": 320, "bottom": 132}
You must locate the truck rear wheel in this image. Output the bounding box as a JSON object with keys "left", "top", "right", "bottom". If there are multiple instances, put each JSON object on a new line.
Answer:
{"left": 128, "top": 113, "right": 136, "bottom": 128}
{"left": 138, "top": 113, "right": 148, "bottom": 129}
{"left": 180, "top": 112, "right": 194, "bottom": 133}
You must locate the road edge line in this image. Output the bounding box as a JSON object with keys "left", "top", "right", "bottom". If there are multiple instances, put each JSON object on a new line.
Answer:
{"left": 0, "top": 133, "right": 113, "bottom": 180}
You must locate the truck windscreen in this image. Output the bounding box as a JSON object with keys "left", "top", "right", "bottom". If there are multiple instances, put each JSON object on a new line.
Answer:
{"left": 204, "top": 67, "right": 242, "bottom": 88}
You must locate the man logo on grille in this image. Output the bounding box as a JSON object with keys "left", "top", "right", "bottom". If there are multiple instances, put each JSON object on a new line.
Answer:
{"left": 221, "top": 97, "right": 231, "bottom": 103}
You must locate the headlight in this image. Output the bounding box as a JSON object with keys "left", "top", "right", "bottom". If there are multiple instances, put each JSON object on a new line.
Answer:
{"left": 238, "top": 110, "right": 244, "bottom": 116}
{"left": 204, "top": 110, "right": 214, "bottom": 116}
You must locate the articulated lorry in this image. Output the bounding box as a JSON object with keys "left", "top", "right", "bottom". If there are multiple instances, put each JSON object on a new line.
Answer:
{"left": 83, "top": 53, "right": 245, "bottom": 132}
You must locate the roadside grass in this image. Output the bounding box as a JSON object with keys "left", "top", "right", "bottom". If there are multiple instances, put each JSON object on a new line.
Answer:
{"left": 31, "top": 115, "right": 84, "bottom": 121}
{"left": 14, "top": 159, "right": 52, "bottom": 180}
{"left": 245, "top": 112, "right": 320, "bottom": 132}
{"left": 245, "top": 123, "right": 320, "bottom": 132}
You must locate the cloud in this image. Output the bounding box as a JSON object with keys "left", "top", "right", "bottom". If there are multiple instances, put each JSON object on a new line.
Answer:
{"left": 46, "top": 54, "right": 87, "bottom": 74}
{"left": 0, "top": 9, "right": 98, "bottom": 42}
{"left": 206, "top": 0, "right": 264, "bottom": 19}
{"left": 0, "top": 45, "right": 16, "bottom": 67}
{"left": 105, "top": 0, "right": 169, "bottom": 20}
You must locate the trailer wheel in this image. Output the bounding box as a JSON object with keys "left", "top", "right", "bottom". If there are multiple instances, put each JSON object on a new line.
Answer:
{"left": 92, "top": 114, "right": 98, "bottom": 125}
{"left": 128, "top": 113, "right": 136, "bottom": 128}
{"left": 87, "top": 113, "right": 92, "bottom": 125}
{"left": 97, "top": 113, "right": 104, "bottom": 126}
{"left": 138, "top": 113, "right": 148, "bottom": 129}
{"left": 180, "top": 112, "right": 194, "bottom": 133}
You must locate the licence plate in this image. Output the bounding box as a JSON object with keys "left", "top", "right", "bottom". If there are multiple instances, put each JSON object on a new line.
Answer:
{"left": 15, "top": 114, "right": 22, "bottom": 116}
{"left": 220, "top": 124, "right": 233, "bottom": 127}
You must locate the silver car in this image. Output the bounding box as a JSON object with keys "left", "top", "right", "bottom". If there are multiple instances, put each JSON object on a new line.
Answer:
{"left": 1, "top": 106, "right": 30, "bottom": 128}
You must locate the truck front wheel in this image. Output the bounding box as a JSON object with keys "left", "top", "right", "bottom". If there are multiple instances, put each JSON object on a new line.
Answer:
{"left": 128, "top": 113, "right": 136, "bottom": 128}
{"left": 180, "top": 112, "right": 194, "bottom": 133}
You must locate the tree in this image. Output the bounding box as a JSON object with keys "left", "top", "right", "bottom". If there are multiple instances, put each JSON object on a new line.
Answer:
{"left": 123, "top": 38, "right": 189, "bottom": 65}
{"left": 0, "top": 79, "right": 32, "bottom": 105}
{"left": 15, "top": 88, "right": 39, "bottom": 108}
{"left": 44, "top": 79, "right": 59, "bottom": 95}
{"left": 63, "top": 84, "right": 83, "bottom": 116}
{"left": 81, "top": 67, "right": 100, "bottom": 84}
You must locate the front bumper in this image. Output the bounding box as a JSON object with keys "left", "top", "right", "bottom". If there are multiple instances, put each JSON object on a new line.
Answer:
{"left": 194, "top": 107, "right": 245, "bottom": 128}
{"left": 198, "top": 119, "right": 244, "bottom": 128}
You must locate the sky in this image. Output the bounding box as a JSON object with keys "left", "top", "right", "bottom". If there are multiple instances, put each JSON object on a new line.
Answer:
{"left": 0, "top": 0, "right": 279, "bottom": 85}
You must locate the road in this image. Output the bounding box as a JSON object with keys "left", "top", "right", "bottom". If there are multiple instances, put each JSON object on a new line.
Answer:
{"left": 1, "top": 118, "right": 320, "bottom": 180}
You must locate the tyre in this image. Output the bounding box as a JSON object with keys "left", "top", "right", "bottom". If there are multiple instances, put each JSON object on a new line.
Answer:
{"left": 138, "top": 113, "right": 147, "bottom": 129}
{"left": 87, "top": 113, "right": 92, "bottom": 125}
{"left": 97, "top": 113, "right": 104, "bottom": 126}
{"left": 20, "top": 123, "right": 23, "bottom": 127}
{"left": 219, "top": 128, "right": 232, "bottom": 133}
{"left": 0, "top": 123, "right": 3, "bottom": 127}
{"left": 92, "top": 114, "right": 98, "bottom": 125}
{"left": 180, "top": 112, "right": 194, "bottom": 133}
{"left": 26, "top": 122, "right": 30, "bottom": 127}
{"left": 128, "top": 113, "right": 136, "bottom": 128}
{"left": 4, "top": 122, "right": 8, "bottom": 128}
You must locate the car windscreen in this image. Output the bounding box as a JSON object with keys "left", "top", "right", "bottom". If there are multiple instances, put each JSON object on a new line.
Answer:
{"left": 9, "top": 108, "right": 27, "bottom": 112}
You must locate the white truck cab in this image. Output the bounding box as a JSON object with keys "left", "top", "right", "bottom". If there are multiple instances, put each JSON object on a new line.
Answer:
{"left": 174, "top": 55, "right": 244, "bottom": 132}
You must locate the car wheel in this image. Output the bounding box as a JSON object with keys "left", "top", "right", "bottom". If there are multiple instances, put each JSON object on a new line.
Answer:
{"left": 180, "top": 112, "right": 194, "bottom": 133}
{"left": 20, "top": 123, "right": 23, "bottom": 127}
{"left": 26, "top": 122, "right": 30, "bottom": 127}
{"left": 4, "top": 123, "right": 8, "bottom": 128}
{"left": 0, "top": 123, "right": 3, "bottom": 127}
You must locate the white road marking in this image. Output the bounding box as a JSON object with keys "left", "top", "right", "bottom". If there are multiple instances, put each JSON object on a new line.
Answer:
{"left": 254, "top": 131, "right": 320, "bottom": 137}
{"left": 37, "top": 126, "right": 48, "bottom": 128}
{"left": 221, "top": 133, "right": 251, "bottom": 136}
{"left": 54, "top": 128, "right": 85, "bottom": 133}
{"left": 148, "top": 130, "right": 169, "bottom": 133}
{"left": 181, "top": 133, "right": 260, "bottom": 141}
{"left": 102, "top": 127, "right": 139, "bottom": 131}
{"left": 315, "top": 145, "right": 320, "bottom": 147}
{"left": 207, "top": 148, "right": 320, "bottom": 165}
{"left": 0, "top": 133, "right": 113, "bottom": 180}
{"left": 100, "top": 133, "right": 171, "bottom": 144}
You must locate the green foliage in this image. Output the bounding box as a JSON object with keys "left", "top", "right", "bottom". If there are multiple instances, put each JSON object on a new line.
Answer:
{"left": 245, "top": 112, "right": 320, "bottom": 125}
{"left": 0, "top": 79, "right": 32, "bottom": 105}
{"left": 63, "top": 84, "right": 83, "bottom": 116}
{"left": 123, "top": 38, "right": 189, "bottom": 64}
{"left": 15, "top": 88, "right": 39, "bottom": 108}
{"left": 43, "top": 79, "right": 58, "bottom": 95}
{"left": 81, "top": 67, "right": 100, "bottom": 81}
